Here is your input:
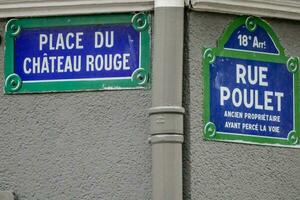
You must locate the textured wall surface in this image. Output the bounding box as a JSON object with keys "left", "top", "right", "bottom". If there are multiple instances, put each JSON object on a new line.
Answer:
{"left": 1, "top": 11, "right": 300, "bottom": 200}
{"left": 183, "top": 12, "right": 300, "bottom": 200}
{"left": 0, "top": 19, "right": 151, "bottom": 200}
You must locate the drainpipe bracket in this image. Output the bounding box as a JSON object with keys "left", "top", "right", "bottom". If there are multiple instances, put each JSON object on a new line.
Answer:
{"left": 149, "top": 106, "right": 185, "bottom": 135}
{"left": 149, "top": 134, "right": 184, "bottom": 144}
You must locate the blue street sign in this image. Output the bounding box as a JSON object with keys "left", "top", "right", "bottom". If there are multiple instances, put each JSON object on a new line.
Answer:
{"left": 4, "top": 13, "right": 151, "bottom": 93}
{"left": 203, "top": 16, "right": 300, "bottom": 147}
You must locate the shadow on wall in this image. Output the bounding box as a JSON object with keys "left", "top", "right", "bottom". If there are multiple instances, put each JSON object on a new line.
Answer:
{"left": 182, "top": 10, "right": 191, "bottom": 200}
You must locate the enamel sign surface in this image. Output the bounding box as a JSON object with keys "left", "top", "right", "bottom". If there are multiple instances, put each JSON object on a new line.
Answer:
{"left": 203, "top": 16, "right": 300, "bottom": 148}
{"left": 4, "top": 13, "right": 151, "bottom": 93}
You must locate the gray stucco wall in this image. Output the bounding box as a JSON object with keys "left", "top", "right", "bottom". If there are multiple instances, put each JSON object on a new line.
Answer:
{"left": 183, "top": 11, "right": 300, "bottom": 200}
{"left": 1, "top": 11, "right": 300, "bottom": 200}
{"left": 0, "top": 19, "right": 151, "bottom": 200}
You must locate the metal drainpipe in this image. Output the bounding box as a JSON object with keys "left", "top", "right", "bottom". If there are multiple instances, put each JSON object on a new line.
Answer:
{"left": 149, "top": 0, "right": 185, "bottom": 200}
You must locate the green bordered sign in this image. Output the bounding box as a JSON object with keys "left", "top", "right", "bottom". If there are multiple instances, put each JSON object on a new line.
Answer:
{"left": 4, "top": 13, "right": 151, "bottom": 94}
{"left": 203, "top": 16, "right": 300, "bottom": 148}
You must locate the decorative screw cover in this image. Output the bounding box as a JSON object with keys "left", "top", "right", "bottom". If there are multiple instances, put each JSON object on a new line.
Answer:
{"left": 245, "top": 16, "right": 257, "bottom": 32}
{"left": 6, "top": 19, "right": 21, "bottom": 37}
{"left": 203, "top": 48, "right": 215, "bottom": 64}
{"left": 204, "top": 122, "right": 216, "bottom": 138}
{"left": 287, "top": 57, "right": 299, "bottom": 73}
{"left": 132, "top": 13, "right": 149, "bottom": 32}
{"left": 288, "top": 131, "right": 299, "bottom": 145}
{"left": 5, "top": 73, "right": 22, "bottom": 92}
{"left": 132, "top": 68, "right": 148, "bottom": 85}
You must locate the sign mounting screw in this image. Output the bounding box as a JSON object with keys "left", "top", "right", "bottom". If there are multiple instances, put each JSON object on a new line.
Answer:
{"left": 5, "top": 73, "right": 22, "bottom": 92}
{"left": 287, "top": 57, "right": 299, "bottom": 73}
{"left": 6, "top": 19, "right": 21, "bottom": 37}
{"left": 203, "top": 48, "right": 215, "bottom": 64}
{"left": 132, "top": 12, "right": 149, "bottom": 32}
{"left": 288, "top": 131, "right": 299, "bottom": 145}
{"left": 246, "top": 16, "right": 257, "bottom": 32}
{"left": 132, "top": 68, "right": 148, "bottom": 85}
{"left": 204, "top": 122, "right": 216, "bottom": 138}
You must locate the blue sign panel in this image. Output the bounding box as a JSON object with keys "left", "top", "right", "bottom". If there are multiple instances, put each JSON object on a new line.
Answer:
{"left": 210, "top": 57, "right": 293, "bottom": 138}
{"left": 224, "top": 25, "right": 279, "bottom": 54}
{"left": 15, "top": 25, "right": 140, "bottom": 81}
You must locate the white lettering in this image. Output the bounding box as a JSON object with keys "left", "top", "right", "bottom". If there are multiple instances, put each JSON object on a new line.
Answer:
{"left": 23, "top": 58, "right": 31, "bottom": 74}
{"left": 220, "top": 86, "right": 230, "bottom": 106}
{"left": 236, "top": 64, "right": 246, "bottom": 84}
{"left": 39, "top": 34, "right": 48, "bottom": 51}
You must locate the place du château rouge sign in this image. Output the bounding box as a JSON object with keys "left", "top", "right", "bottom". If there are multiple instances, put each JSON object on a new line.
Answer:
{"left": 203, "top": 16, "right": 299, "bottom": 148}
{"left": 4, "top": 13, "right": 151, "bottom": 93}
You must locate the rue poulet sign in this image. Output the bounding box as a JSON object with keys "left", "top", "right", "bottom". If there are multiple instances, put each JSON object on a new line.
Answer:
{"left": 203, "top": 16, "right": 299, "bottom": 148}
{"left": 4, "top": 13, "right": 151, "bottom": 93}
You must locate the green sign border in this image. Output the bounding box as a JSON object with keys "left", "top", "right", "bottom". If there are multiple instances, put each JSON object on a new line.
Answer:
{"left": 4, "top": 12, "right": 151, "bottom": 94}
{"left": 202, "top": 16, "right": 300, "bottom": 148}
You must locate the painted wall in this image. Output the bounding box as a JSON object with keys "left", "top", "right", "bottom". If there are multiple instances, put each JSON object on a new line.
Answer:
{"left": 0, "top": 19, "right": 152, "bottom": 200}
{"left": 1, "top": 11, "right": 300, "bottom": 200}
{"left": 183, "top": 11, "right": 300, "bottom": 200}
